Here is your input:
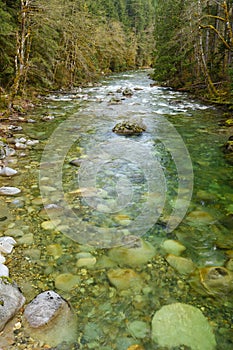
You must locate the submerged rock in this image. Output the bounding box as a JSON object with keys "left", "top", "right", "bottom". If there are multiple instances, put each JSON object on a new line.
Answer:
{"left": 0, "top": 278, "right": 25, "bottom": 331}
{"left": 161, "top": 239, "right": 186, "bottom": 256}
{"left": 186, "top": 210, "right": 215, "bottom": 225}
{"left": 151, "top": 303, "right": 216, "bottom": 350}
{"left": 189, "top": 266, "right": 233, "bottom": 296}
{"left": 54, "top": 273, "right": 80, "bottom": 291}
{"left": 107, "top": 268, "right": 143, "bottom": 290}
{"left": 108, "top": 236, "right": 155, "bottom": 267}
{"left": 166, "top": 254, "right": 196, "bottom": 275}
{"left": 23, "top": 290, "right": 77, "bottom": 347}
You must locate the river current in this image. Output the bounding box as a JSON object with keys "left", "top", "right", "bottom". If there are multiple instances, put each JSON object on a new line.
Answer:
{"left": 1, "top": 70, "right": 233, "bottom": 349}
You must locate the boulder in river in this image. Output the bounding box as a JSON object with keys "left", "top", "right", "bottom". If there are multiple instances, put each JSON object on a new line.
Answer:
{"left": 23, "top": 290, "right": 77, "bottom": 346}
{"left": 122, "top": 88, "right": 133, "bottom": 97}
{"left": 112, "top": 121, "right": 146, "bottom": 135}
{"left": 0, "top": 278, "right": 25, "bottom": 331}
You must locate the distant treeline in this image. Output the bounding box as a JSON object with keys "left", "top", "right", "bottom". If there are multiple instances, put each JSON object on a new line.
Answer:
{"left": 153, "top": 0, "right": 233, "bottom": 102}
{"left": 0, "top": 0, "right": 156, "bottom": 99}
{"left": 1, "top": 0, "right": 233, "bottom": 105}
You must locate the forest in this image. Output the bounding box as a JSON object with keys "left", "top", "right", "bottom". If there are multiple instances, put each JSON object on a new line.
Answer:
{"left": 1, "top": 0, "right": 233, "bottom": 110}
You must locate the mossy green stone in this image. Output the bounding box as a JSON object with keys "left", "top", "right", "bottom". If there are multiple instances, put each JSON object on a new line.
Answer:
{"left": 151, "top": 303, "right": 216, "bottom": 350}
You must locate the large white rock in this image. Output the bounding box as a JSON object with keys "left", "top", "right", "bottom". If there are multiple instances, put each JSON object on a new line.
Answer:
{"left": 151, "top": 303, "right": 216, "bottom": 350}
{"left": 0, "top": 166, "right": 17, "bottom": 177}
{"left": 0, "top": 236, "right": 17, "bottom": 254}
{"left": 0, "top": 187, "right": 21, "bottom": 196}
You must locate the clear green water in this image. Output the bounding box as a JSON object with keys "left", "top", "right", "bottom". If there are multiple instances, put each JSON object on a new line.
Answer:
{"left": 1, "top": 70, "right": 233, "bottom": 349}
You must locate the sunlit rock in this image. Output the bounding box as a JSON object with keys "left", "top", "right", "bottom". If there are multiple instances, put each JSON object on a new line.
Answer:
{"left": 108, "top": 236, "right": 155, "bottom": 267}
{"left": 0, "top": 278, "right": 25, "bottom": 331}
{"left": 23, "top": 291, "right": 77, "bottom": 347}
{"left": 151, "top": 303, "right": 216, "bottom": 350}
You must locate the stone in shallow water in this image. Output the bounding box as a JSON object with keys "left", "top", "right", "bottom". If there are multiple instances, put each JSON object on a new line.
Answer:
{"left": 0, "top": 187, "right": 21, "bottom": 196}
{"left": 0, "top": 278, "right": 25, "bottom": 331}
{"left": 190, "top": 266, "right": 233, "bottom": 296}
{"left": 107, "top": 268, "right": 143, "bottom": 290}
{"left": 108, "top": 237, "right": 155, "bottom": 267}
{"left": 55, "top": 273, "right": 80, "bottom": 291}
{"left": 186, "top": 210, "right": 215, "bottom": 225}
{"left": 23, "top": 290, "right": 77, "bottom": 346}
{"left": 161, "top": 239, "right": 186, "bottom": 256}
{"left": 41, "top": 219, "right": 61, "bottom": 230}
{"left": 127, "top": 320, "right": 149, "bottom": 339}
{"left": 151, "top": 303, "right": 216, "bottom": 350}
{"left": 166, "top": 254, "right": 196, "bottom": 275}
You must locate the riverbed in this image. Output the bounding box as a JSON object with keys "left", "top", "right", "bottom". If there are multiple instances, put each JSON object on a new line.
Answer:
{"left": 1, "top": 70, "right": 233, "bottom": 349}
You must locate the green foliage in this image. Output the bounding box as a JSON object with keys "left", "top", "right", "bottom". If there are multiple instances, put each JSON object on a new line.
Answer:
{"left": 153, "top": 0, "right": 233, "bottom": 99}
{"left": 0, "top": 0, "right": 156, "bottom": 94}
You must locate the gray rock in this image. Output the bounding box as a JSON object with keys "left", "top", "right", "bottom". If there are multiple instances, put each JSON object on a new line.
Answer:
{"left": 0, "top": 278, "right": 25, "bottom": 331}
{"left": 23, "top": 290, "right": 77, "bottom": 346}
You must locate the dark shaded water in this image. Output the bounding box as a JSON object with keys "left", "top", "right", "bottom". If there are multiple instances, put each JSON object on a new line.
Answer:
{"left": 1, "top": 70, "right": 233, "bottom": 349}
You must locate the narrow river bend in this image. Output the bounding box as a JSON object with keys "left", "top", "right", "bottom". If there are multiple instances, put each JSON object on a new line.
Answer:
{"left": 1, "top": 70, "right": 233, "bottom": 349}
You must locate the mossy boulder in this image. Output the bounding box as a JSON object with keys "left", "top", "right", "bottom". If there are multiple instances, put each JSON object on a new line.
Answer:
{"left": 112, "top": 121, "right": 146, "bottom": 136}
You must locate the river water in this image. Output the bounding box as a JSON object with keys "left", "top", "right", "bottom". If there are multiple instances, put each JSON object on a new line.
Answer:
{"left": 1, "top": 70, "right": 233, "bottom": 349}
